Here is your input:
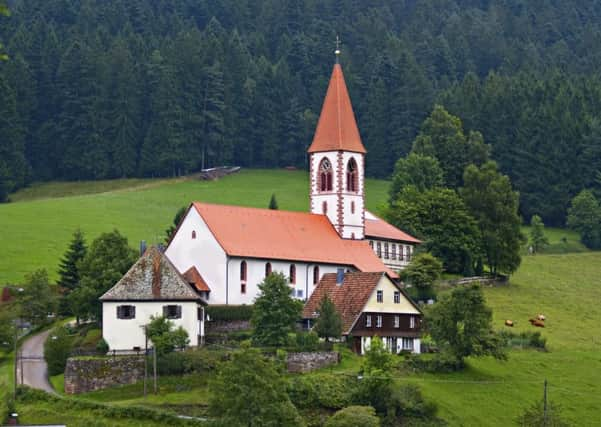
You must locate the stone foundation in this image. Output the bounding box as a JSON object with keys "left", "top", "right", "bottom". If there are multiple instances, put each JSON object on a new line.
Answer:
{"left": 64, "top": 356, "right": 145, "bottom": 394}
{"left": 286, "top": 351, "right": 340, "bottom": 373}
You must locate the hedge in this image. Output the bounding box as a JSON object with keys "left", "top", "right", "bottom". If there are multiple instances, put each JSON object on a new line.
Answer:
{"left": 206, "top": 305, "right": 253, "bottom": 322}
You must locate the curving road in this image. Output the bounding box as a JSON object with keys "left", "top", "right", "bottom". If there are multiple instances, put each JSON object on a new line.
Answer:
{"left": 17, "top": 328, "right": 56, "bottom": 394}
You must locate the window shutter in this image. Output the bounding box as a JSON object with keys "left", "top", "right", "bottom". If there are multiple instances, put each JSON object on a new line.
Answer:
{"left": 177, "top": 305, "right": 182, "bottom": 319}
{"left": 131, "top": 306, "right": 136, "bottom": 319}
{"left": 117, "top": 306, "right": 122, "bottom": 319}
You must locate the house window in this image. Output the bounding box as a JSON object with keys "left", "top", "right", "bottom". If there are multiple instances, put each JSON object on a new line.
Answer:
{"left": 377, "top": 242, "right": 382, "bottom": 258}
{"left": 163, "top": 305, "right": 182, "bottom": 319}
{"left": 296, "top": 289, "right": 304, "bottom": 299}
{"left": 265, "top": 262, "right": 272, "bottom": 277}
{"left": 394, "top": 315, "right": 400, "bottom": 328}
{"left": 369, "top": 240, "right": 374, "bottom": 249}
{"left": 240, "top": 261, "right": 247, "bottom": 281}
{"left": 290, "top": 264, "right": 296, "bottom": 284}
{"left": 241, "top": 283, "right": 246, "bottom": 294}
{"left": 313, "top": 266, "right": 320, "bottom": 285}
{"left": 407, "top": 246, "right": 412, "bottom": 261}
{"left": 384, "top": 243, "right": 389, "bottom": 259}
{"left": 376, "top": 315, "right": 382, "bottom": 328}
{"left": 391, "top": 244, "right": 396, "bottom": 259}
{"left": 399, "top": 246, "right": 404, "bottom": 261}
{"left": 346, "top": 158, "right": 358, "bottom": 192}
{"left": 351, "top": 233, "right": 355, "bottom": 240}
{"left": 377, "top": 290, "right": 383, "bottom": 303}
{"left": 322, "top": 201, "right": 328, "bottom": 214}
{"left": 191, "top": 230, "right": 196, "bottom": 239}
{"left": 319, "top": 158, "right": 333, "bottom": 192}
{"left": 410, "top": 316, "right": 416, "bottom": 329}
{"left": 350, "top": 201, "right": 355, "bottom": 214}
{"left": 394, "top": 291, "right": 400, "bottom": 304}
{"left": 116, "top": 305, "right": 135, "bottom": 319}
{"left": 366, "top": 315, "right": 372, "bottom": 327}
{"left": 402, "top": 338, "right": 414, "bottom": 351}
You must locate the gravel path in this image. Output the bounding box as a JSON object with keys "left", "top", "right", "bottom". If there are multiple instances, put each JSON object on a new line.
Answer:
{"left": 18, "top": 328, "right": 56, "bottom": 394}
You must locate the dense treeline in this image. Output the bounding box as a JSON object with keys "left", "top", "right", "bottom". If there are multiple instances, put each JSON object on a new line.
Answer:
{"left": 1, "top": 0, "right": 601, "bottom": 224}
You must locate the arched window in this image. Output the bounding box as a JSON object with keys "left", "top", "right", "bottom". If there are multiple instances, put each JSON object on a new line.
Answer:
{"left": 313, "top": 266, "right": 320, "bottom": 284}
{"left": 322, "top": 201, "right": 328, "bottom": 214}
{"left": 191, "top": 230, "right": 196, "bottom": 239}
{"left": 346, "top": 158, "right": 358, "bottom": 192}
{"left": 265, "top": 262, "right": 272, "bottom": 277}
{"left": 290, "top": 264, "right": 296, "bottom": 284}
{"left": 240, "top": 261, "right": 247, "bottom": 281}
{"left": 319, "top": 158, "right": 333, "bottom": 192}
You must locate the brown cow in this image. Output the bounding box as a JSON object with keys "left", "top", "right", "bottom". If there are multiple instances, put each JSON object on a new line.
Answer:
{"left": 529, "top": 318, "right": 545, "bottom": 328}
{"left": 537, "top": 314, "right": 546, "bottom": 321}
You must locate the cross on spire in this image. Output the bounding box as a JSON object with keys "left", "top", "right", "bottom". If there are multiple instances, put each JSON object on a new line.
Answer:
{"left": 335, "top": 35, "right": 341, "bottom": 63}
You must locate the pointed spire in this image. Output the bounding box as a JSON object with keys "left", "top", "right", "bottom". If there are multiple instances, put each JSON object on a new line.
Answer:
{"left": 307, "top": 61, "right": 366, "bottom": 154}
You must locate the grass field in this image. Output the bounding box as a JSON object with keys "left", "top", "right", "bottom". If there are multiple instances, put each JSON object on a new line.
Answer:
{"left": 0, "top": 169, "right": 389, "bottom": 284}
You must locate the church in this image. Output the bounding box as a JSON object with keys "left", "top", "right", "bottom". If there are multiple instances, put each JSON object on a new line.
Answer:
{"left": 164, "top": 59, "right": 420, "bottom": 306}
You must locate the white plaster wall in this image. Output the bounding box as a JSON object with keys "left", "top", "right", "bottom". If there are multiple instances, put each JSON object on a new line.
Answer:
{"left": 165, "top": 207, "right": 228, "bottom": 303}
{"left": 363, "top": 276, "right": 421, "bottom": 314}
{"left": 367, "top": 239, "right": 415, "bottom": 270}
{"left": 102, "top": 301, "right": 200, "bottom": 351}
{"left": 360, "top": 336, "right": 420, "bottom": 355}
{"left": 227, "top": 258, "right": 350, "bottom": 304}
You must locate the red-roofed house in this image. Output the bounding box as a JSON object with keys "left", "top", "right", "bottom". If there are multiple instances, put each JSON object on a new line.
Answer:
{"left": 303, "top": 272, "right": 422, "bottom": 354}
{"left": 164, "top": 56, "right": 420, "bottom": 305}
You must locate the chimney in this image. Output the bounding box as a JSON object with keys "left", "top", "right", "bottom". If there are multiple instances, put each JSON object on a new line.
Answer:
{"left": 336, "top": 268, "right": 345, "bottom": 286}
{"left": 140, "top": 240, "right": 147, "bottom": 256}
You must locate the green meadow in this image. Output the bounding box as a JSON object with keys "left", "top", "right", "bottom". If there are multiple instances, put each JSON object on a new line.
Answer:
{"left": 0, "top": 169, "right": 388, "bottom": 284}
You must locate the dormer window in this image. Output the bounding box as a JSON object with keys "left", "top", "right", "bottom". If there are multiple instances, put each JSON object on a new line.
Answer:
{"left": 319, "top": 158, "right": 333, "bottom": 192}
{"left": 346, "top": 158, "right": 358, "bottom": 192}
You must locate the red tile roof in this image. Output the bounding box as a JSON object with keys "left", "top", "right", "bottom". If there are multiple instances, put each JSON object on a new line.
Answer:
{"left": 191, "top": 202, "right": 397, "bottom": 278}
{"left": 182, "top": 266, "right": 211, "bottom": 292}
{"left": 302, "top": 272, "right": 384, "bottom": 334}
{"left": 307, "top": 64, "right": 366, "bottom": 154}
{"left": 364, "top": 211, "right": 421, "bottom": 243}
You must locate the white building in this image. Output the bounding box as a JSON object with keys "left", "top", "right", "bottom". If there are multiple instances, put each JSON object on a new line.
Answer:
{"left": 100, "top": 246, "right": 206, "bottom": 351}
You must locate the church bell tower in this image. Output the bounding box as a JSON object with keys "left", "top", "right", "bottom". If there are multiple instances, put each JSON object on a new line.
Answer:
{"left": 308, "top": 44, "right": 366, "bottom": 239}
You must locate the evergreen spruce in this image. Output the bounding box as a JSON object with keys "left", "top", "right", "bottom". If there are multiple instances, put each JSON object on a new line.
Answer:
{"left": 57, "top": 229, "right": 87, "bottom": 292}
{"left": 268, "top": 193, "right": 278, "bottom": 210}
{"left": 313, "top": 294, "right": 342, "bottom": 342}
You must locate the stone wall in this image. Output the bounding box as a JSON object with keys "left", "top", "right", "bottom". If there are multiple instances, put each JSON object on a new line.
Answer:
{"left": 64, "top": 356, "right": 145, "bottom": 394}
{"left": 205, "top": 320, "right": 250, "bottom": 333}
{"left": 286, "top": 352, "right": 340, "bottom": 373}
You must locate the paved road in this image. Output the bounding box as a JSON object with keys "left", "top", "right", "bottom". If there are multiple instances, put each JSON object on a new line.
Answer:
{"left": 18, "top": 328, "right": 56, "bottom": 394}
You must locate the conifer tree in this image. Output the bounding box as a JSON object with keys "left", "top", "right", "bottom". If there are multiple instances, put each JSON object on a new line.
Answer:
{"left": 268, "top": 193, "right": 278, "bottom": 210}
{"left": 314, "top": 294, "right": 342, "bottom": 342}
{"left": 57, "top": 229, "right": 87, "bottom": 292}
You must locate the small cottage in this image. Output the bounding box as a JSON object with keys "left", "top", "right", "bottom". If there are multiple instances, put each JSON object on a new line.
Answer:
{"left": 100, "top": 246, "right": 206, "bottom": 352}
{"left": 303, "top": 271, "right": 422, "bottom": 354}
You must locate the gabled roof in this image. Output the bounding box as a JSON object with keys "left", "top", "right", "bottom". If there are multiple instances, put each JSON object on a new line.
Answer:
{"left": 190, "top": 202, "right": 398, "bottom": 278}
{"left": 302, "top": 272, "right": 421, "bottom": 334}
{"left": 307, "top": 64, "right": 366, "bottom": 154}
{"left": 183, "top": 266, "right": 211, "bottom": 292}
{"left": 100, "top": 246, "right": 202, "bottom": 301}
{"left": 364, "top": 211, "right": 421, "bottom": 244}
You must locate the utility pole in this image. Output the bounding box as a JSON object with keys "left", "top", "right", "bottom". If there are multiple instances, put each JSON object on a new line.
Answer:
{"left": 543, "top": 379, "right": 548, "bottom": 426}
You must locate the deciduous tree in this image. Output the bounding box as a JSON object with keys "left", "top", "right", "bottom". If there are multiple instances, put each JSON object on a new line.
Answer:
{"left": 389, "top": 153, "right": 444, "bottom": 203}
{"left": 19, "top": 269, "right": 57, "bottom": 327}
{"left": 567, "top": 190, "right": 601, "bottom": 249}
{"left": 529, "top": 215, "right": 549, "bottom": 253}
{"left": 313, "top": 294, "right": 342, "bottom": 342}
{"left": 146, "top": 315, "right": 189, "bottom": 355}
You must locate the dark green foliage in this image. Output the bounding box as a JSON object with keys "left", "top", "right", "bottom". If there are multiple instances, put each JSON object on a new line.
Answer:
{"left": 529, "top": 215, "right": 550, "bottom": 253}
{"left": 0, "top": 308, "right": 17, "bottom": 350}
{"left": 516, "top": 399, "right": 570, "bottom": 427}
{"left": 44, "top": 327, "right": 73, "bottom": 376}
{"left": 287, "top": 374, "right": 354, "bottom": 410}
{"left": 146, "top": 315, "right": 189, "bottom": 356}
{"left": 206, "top": 304, "right": 253, "bottom": 321}
{"left": 497, "top": 330, "right": 547, "bottom": 350}
{"left": 165, "top": 206, "right": 187, "bottom": 243}
{"left": 324, "top": 406, "right": 380, "bottom": 427}
{"left": 69, "top": 229, "right": 137, "bottom": 321}
{"left": 57, "top": 229, "right": 87, "bottom": 291}
{"left": 389, "top": 153, "right": 444, "bottom": 202}
{"left": 95, "top": 338, "right": 109, "bottom": 354}
{"left": 363, "top": 337, "right": 392, "bottom": 374}
{"left": 268, "top": 193, "right": 278, "bottom": 210}
{"left": 461, "top": 162, "right": 524, "bottom": 276}
{"left": 251, "top": 272, "right": 303, "bottom": 346}
{"left": 427, "top": 284, "right": 507, "bottom": 363}
{"left": 313, "top": 294, "right": 342, "bottom": 342}
{"left": 157, "top": 348, "right": 222, "bottom": 375}
{"left": 386, "top": 187, "right": 480, "bottom": 274}
{"left": 208, "top": 346, "right": 304, "bottom": 427}
{"left": 567, "top": 190, "right": 601, "bottom": 249}
{"left": 292, "top": 331, "right": 320, "bottom": 352}
{"left": 19, "top": 269, "right": 57, "bottom": 326}
{"left": 404, "top": 352, "right": 465, "bottom": 373}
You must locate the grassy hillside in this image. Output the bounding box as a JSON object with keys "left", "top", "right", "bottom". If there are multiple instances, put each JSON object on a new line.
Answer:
{"left": 0, "top": 169, "right": 389, "bottom": 284}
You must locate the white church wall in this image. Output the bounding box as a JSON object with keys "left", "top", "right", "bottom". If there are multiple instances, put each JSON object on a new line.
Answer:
{"left": 367, "top": 238, "right": 415, "bottom": 270}
{"left": 165, "top": 207, "right": 228, "bottom": 303}
{"left": 102, "top": 301, "right": 200, "bottom": 351}
{"left": 340, "top": 151, "right": 365, "bottom": 239}
{"left": 309, "top": 151, "right": 340, "bottom": 228}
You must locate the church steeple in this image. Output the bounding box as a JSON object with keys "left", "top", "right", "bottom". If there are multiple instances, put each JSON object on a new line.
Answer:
{"left": 308, "top": 47, "right": 366, "bottom": 240}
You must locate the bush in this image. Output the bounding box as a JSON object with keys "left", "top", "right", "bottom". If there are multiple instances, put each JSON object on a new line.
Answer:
{"left": 44, "top": 327, "right": 73, "bottom": 376}
{"left": 96, "top": 338, "right": 109, "bottom": 354}
{"left": 287, "top": 374, "right": 354, "bottom": 410}
{"left": 325, "top": 405, "right": 380, "bottom": 427}
{"left": 405, "top": 352, "right": 464, "bottom": 373}
{"left": 497, "top": 330, "right": 547, "bottom": 350}
{"left": 157, "top": 349, "right": 223, "bottom": 375}
{"left": 206, "top": 305, "right": 254, "bottom": 321}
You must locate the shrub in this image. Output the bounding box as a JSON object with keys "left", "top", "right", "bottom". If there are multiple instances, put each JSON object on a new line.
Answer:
{"left": 44, "top": 327, "right": 73, "bottom": 376}
{"left": 405, "top": 352, "right": 464, "bottom": 373}
{"left": 96, "top": 338, "right": 109, "bottom": 354}
{"left": 206, "top": 304, "right": 254, "bottom": 321}
{"left": 287, "top": 375, "right": 354, "bottom": 410}
{"left": 157, "top": 349, "right": 223, "bottom": 375}
{"left": 325, "top": 405, "right": 380, "bottom": 427}
{"left": 497, "top": 330, "right": 547, "bottom": 350}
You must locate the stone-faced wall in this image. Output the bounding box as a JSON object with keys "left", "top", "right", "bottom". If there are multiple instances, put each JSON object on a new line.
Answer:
{"left": 64, "top": 356, "right": 145, "bottom": 394}
{"left": 206, "top": 320, "right": 250, "bottom": 333}
{"left": 286, "top": 352, "right": 340, "bottom": 373}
